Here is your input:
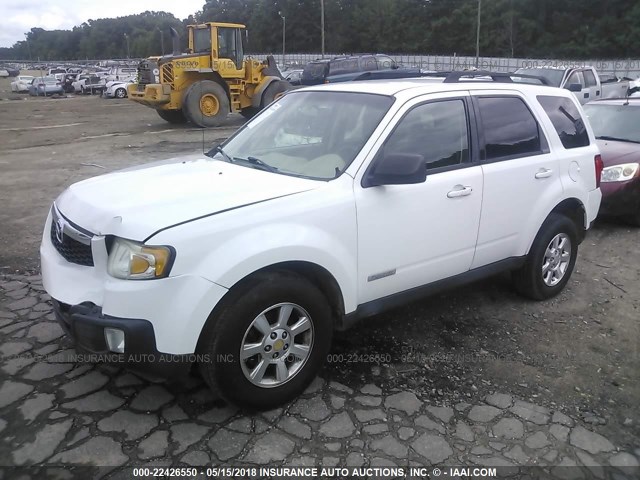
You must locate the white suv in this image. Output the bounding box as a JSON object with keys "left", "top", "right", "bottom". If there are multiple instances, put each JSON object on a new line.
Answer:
{"left": 41, "top": 77, "right": 602, "bottom": 409}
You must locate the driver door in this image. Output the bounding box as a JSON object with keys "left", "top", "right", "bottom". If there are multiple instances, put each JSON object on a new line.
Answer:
{"left": 355, "top": 93, "right": 483, "bottom": 305}
{"left": 216, "top": 27, "right": 245, "bottom": 77}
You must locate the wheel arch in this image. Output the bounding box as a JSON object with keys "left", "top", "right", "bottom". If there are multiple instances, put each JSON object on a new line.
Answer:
{"left": 251, "top": 76, "right": 280, "bottom": 108}
{"left": 550, "top": 197, "right": 587, "bottom": 243}
{"left": 195, "top": 260, "right": 346, "bottom": 354}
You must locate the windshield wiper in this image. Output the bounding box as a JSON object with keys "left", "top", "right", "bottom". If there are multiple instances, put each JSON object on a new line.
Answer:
{"left": 597, "top": 135, "right": 640, "bottom": 144}
{"left": 233, "top": 156, "right": 279, "bottom": 173}
{"left": 207, "top": 145, "right": 233, "bottom": 163}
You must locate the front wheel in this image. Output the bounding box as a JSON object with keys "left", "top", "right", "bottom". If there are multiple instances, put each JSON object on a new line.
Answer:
{"left": 198, "top": 272, "right": 332, "bottom": 410}
{"left": 261, "top": 80, "right": 292, "bottom": 108}
{"left": 182, "top": 80, "right": 230, "bottom": 128}
{"left": 115, "top": 88, "right": 127, "bottom": 99}
{"left": 512, "top": 213, "right": 579, "bottom": 300}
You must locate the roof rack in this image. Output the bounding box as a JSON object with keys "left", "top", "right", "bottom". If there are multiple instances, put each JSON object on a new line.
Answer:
{"left": 349, "top": 69, "right": 550, "bottom": 86}
{"left": 443, "top": 70, "right": 550, "bottom": 86}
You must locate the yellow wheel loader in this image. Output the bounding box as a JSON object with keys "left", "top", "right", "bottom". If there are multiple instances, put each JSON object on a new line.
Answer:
{"left": 128, "top": 23, "right": 291, "bottom": 127}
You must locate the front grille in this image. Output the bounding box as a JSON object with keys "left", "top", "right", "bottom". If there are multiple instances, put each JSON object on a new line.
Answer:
{"left": 50, "top": 217, "right": 94, "bottom": 267}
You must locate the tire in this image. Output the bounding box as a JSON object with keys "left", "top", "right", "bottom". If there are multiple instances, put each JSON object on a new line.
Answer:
{"left": 182, "top": 80, "right": 230, "bottom": 128}
{"left": 156, "top": 109, "right": 188, "bottom": 124}
{"left": 198, "top": 271, "right": 333, "bottom": 410}
{"left": 260, "top": 80, "right": 291, "bottom": 108}
{"left": 240, "top": 106, "right": 260, "bottom": 119}
{"left": 115, "top": 88, "right": 127, "bottom": 99}
{"left": 512, "top": 213, "right": 579, "bottom": 300}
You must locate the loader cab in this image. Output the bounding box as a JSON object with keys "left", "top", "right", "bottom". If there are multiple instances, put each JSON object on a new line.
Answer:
{"left": 188, "top": 23, "right": 246, "bottom": 73}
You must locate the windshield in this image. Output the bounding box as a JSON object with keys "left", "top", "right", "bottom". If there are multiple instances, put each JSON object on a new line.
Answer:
{"left": 583, "top": 104, "right": 640, "bottom": 143}
{"left": 209, "top": 91, "right": 394, "bottom": 180}
{"left": 193, "top": 27, "right": 211, "bottom": 53}
{"left": 515, "top": 68, "right": 565, "bottom": 87}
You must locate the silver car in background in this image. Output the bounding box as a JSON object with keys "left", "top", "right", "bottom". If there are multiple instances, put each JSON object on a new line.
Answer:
{"left": 28, "top": 77, "right": 65, "bottom": 96}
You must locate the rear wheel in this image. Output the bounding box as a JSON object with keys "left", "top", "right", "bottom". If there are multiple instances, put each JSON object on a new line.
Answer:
{"left": 512, "top": 213, "right": 579, "bottom": 300}
{"left": 198, "top": 272, "right": 332, "bottom": 410}
{"left": 156, "top": 109, "right": 187, "bottom": 124}
{"left": 183, "top": 80, "right": 229, "bottom": 128}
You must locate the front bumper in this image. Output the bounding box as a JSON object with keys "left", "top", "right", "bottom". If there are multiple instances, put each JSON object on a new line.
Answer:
{"left": 128, "top": 83, "right": 171, "bottom": 106}
{"left": 40, "top": 208, "right": 230, "bottom": 355}
{"left": 52, "top": 300, "right": 192, "bottom": 377}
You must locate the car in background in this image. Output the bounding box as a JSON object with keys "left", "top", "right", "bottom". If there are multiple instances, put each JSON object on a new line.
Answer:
{"left": 28, "top": 77, "right": 64, "bottom": 96}
{"left": 72, "top": 74, "right": 106, "bottom": 94}
{"left": 48, "top": 67, "right": 67, "bottom": 76}
{"left": 10, "top": 76, "right": 35, "bottom": 92}
{"left": 60, "top": 73, "right": 79, "bottom": 93}
{"left": 514, "top": 66, "right": 629, "bottom": 104}
{"left": 301, "top": 54, "right": 399, "bottom": 85}
{"left": 105, "top": 66, "right": 138, "bottom": 82}
{"left": 283, "top": 69, "right": 303, "bottom": 86}
{"left": 104, "top": 79, "right": 134, "bottom": 98}
{"left": 583, "top": 98, "right": 640, "bottom": 225}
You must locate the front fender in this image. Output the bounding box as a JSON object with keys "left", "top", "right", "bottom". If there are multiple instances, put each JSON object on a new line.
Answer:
{"left": 251, "top": 76, "right": 280, "bottom": 108}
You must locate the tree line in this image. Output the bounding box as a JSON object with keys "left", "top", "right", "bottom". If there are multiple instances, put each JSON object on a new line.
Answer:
{"left": 1, "top": 0, "right": 639, "bottom": 61}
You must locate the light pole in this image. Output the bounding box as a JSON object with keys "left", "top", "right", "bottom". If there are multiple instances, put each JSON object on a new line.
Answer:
{"left": 320, "top": 0, "right": 325, "bottom": 58}
{"left": 475, "top": 0, "right": 482, "bottom": 68}
{"left": 157, "top": 27, "right": 165, "bottom": 56}
{"left": 124, "top": 33, "right": 130, "bottom": 59}
{"left": 279, "top": 12, "right": 286, "bottom": 67}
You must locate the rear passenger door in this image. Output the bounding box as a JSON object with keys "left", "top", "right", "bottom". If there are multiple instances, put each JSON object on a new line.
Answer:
{"left": 471, "top": 92, "right": 563, "bottom": 269}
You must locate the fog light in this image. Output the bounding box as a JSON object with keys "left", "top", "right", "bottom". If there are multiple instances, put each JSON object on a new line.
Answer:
{"left": 104, "top": 328, "right": 125, "bottom": 353}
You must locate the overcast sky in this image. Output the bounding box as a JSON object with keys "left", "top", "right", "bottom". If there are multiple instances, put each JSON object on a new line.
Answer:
{"left": 1, "top": 0, "right": 205, "bottom": 48}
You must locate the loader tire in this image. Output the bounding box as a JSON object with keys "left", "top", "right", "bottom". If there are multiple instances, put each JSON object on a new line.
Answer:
{"left": 157, "top": 109, "right": 187, "bottom": 124}
{"left": 261, "top": 80, "right": 291, "bottom": 108}
{"left": 183, "top": 81, "right": 229, "bottom": 128}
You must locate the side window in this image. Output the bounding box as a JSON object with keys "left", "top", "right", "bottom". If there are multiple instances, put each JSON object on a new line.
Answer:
{"left": 330, "top": 59, "right": 359, "bottom": 75}
{"left": 537, "top": 95, "right": 590, "bottom": 149}
{"left": 383, "top": 99, "right": 470, "bottom": 170}
{"left": 583, "top": 70, "right": 597, "bottom": 88}
{"left": 376, "top": 56, "right": 395, "bottom": 70}
{"left": 567, "top": 71, "right": 584, "bottom": 88}
{"left": 477, "top": 96, "right": 543, "bottom": 160}
{"left": 360, "top": 56, "right": 378, "bottom": 72}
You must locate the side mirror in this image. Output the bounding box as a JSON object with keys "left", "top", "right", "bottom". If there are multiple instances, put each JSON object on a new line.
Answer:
{"left": 567, "top": 83, "right": 583, "bottom": 92}
{"left": 363, "top": 153, "right": 427, "bottom": 188}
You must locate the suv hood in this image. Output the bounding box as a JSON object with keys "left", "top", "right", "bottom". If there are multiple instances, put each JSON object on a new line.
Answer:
{"left": 55, "top": 154, "right": 319, "bottom": 241}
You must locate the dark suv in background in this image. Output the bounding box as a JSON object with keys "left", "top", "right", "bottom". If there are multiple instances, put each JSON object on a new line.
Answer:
{"left": 301, "top": 54, "right": 398, "bottom": 85}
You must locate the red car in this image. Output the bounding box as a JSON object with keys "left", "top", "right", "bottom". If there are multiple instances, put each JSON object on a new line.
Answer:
{"left": 583, "top": 98, "right": 640, "bottom": 225}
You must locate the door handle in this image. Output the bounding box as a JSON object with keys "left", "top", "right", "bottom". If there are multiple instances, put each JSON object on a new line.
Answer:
{"left": 535, "top": 168, "right": 553, "bottom": 179}
{"left": 447, "top": 185, "right": 473, "bottom": 198}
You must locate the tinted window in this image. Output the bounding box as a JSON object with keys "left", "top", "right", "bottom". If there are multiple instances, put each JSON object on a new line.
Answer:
{"left": 384, "top": 100, "right": 470, "bottom": 170}
{"left": 478, "top": 97, "right": 542, "bottom": 160}
{"left": 538, "top": 95, "right": 590, "bottom": 148}
{"left": 583, "top": 70, "right": 597, "bottom": 87}
{"left": 359, "top": 56, "right": 378, "bottom": 72}
{"left": 376, "top": 56, "right": 395, "bottom": 70}
{"left": 329, "top": 59, "right": 359, "bottom": 75}
{"left": 514, "top": 68, "right": 564, "bottom": 87}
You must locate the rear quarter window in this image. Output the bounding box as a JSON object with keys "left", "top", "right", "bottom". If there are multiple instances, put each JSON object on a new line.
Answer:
{"left": 537, "top": 95, "right": 590, "bottom": 149}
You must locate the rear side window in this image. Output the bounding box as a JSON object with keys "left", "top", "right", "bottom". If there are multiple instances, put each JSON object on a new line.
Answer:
{"left": 477, "top": 97, "right": 544, "bottom": 160}
{"left": 537, "top": 95, "right": 590, "bottom": 149}
{"left": 329, "top": 59, "right": 359, "bottom": 75}
{"left": 583, "top": 70, "right": 597, "bottom": 87}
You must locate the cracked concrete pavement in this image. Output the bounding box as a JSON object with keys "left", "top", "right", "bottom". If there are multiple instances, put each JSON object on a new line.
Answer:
{"left": 1, "top": 274, "right": 639, "bottom": 479}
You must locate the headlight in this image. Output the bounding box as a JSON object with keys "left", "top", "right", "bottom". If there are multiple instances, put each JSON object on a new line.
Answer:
{"left": 107, "top": 237, "right": 174, "bottom": 280}
{"left": 601, "top": 163, "right": 639, "bottom": 183}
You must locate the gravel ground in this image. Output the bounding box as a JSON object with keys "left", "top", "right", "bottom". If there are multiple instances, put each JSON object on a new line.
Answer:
{"left": 0, "top": 77, "right": 638, "bottom": 478}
